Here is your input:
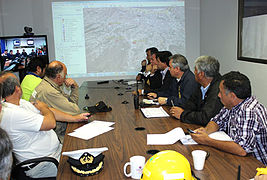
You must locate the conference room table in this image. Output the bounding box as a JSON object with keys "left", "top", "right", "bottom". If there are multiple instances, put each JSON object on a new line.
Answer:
{"left": 57, "top": 80, "right": 264, "bottom": 180}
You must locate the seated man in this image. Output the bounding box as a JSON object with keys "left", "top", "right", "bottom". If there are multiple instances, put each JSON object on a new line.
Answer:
{"left": 31, "top": 60, "right": 80, "bottom": 141}
{"left": 191, "top": 71, "right": 267, "bottom": 166}
{"left": 149, "top": 51, "right": 173, "bottom": 93}
{"left": 136, "top": 47, "right": 158, "bottom": 81}
{"left": 0, "top": 128, "right": 13, "bottom": 180}
{"left": 0, "top": 72, "right": 89, "bottom": 178}
{"left": 170, "top": 56, "right": 223, "bottom": 126}
{"left": 148, "top": 54, "right": 197, "bottom": 106}
{"left": 21, "top": 56, "right": 47, "bottom": 101}
{"left": 143, "top": 49, "right": 162, "bottom": 91}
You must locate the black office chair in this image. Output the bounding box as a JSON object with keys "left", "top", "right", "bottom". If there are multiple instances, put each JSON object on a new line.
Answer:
{"left": 11, "top": 156, "right": 58, "bottom": 180}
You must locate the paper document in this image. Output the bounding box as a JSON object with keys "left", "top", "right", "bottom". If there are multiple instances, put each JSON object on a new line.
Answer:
{"left": 62, "top": 147, "right": 108, "bottom": 159}
{"left": 68, "top": 120, "right": 115, "bottom": 140}
{"left": 141, "top": 107, "right": 169, "bottom": 118}
{"left": 147, "top": 127, "right": 185, "bottom": 145}
{"left": 180, "top": 131, "right": 233, "bottom": 145}
{"left": 142, "top": 99, "right": 159, "bottom": 105}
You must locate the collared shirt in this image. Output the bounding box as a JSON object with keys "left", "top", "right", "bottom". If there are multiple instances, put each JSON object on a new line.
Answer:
{"left": 211, "top": 96, "right": 267, "bottom": 165}
{"left": 200, "top": 83, "right": 210, "bottom": 100}
{"left": 160, "top": 67, "right": 169, "bottom": 84}
{"left": 1, "top": 99, "right": 60, "bottom": 163}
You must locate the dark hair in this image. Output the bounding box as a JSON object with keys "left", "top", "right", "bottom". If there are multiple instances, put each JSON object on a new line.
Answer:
{"left": 222, "top": 71, "right": 251, "bottom": 99}
{"left": 0, "top": 128, "right": 13, "bottom": 180}
{"left": 146, "top": 47, "right": 158, "bottom": 55}
{"left": 45, "top": 62, "right": 64, "bottom": 79}
{"left": 156, "top": 51, "right": 173, "bottom": 67}
{"left": 27, "top": 56, "right": 47, "bottom": 72}
{"left": 0, "top": 71, "right": 20, "bottom": 98}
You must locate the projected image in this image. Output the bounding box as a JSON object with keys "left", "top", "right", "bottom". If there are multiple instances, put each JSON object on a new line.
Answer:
{"left": 52, "top": 0, "right": 185, "bottom": 78}
{"left": 83, "top": 6, "right": 184, "bottom": 74}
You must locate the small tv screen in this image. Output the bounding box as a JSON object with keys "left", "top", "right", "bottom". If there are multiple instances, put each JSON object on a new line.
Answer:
{"left": 0, "top": 35, "right": 48, "bottom": 70}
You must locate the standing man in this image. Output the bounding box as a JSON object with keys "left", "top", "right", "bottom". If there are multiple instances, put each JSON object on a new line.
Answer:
{"left": 149, "top": 54, "right": 197, "bottom": 106}
{"left": 191, "top": 71, "right": 267, "bottom": 165}
{"left": 31, "top": 61, "right": 80, "bottom": 141}
{"left": 170, "top": 56, "right": 223, "bottom": 126}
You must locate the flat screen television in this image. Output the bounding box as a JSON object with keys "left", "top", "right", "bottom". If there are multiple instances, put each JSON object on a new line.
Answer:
{"left": 0, "top": 35, "right": 48, "bottom": 70}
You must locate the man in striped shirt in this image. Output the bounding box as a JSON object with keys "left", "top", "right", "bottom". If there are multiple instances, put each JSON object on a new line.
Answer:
{"left": 191, "top": 71, "right": 267, "bottom": 165}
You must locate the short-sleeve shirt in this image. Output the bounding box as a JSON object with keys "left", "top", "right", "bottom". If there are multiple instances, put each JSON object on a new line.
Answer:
{"left": 0, "top": 99, "right": 60, "bottom": 163}
{"left": 211, "top": 96, "right": 267, "bottom": 165}
{"left": 21, "top": 74, "right": 42, "bottom": 101}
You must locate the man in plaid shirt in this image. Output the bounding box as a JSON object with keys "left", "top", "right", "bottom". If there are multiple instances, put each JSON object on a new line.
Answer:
{"left": 191, "top": 71, "right": 267, "bottom": 165}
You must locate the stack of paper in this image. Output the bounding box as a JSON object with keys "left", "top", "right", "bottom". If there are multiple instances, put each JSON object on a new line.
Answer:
{"left": 180, "top": 131, "right": 233, "bottom": 145}
{"left": 147, "top": 127, "right": 186, "bottom": 145}
{"left": 147, "top": 128, "right": 233, "bottom": 145}
{"left": 68, "top": 120, "right": 115, "bottom": 140}
{"left": 141, "top": 107, "right": 169, "bottom": 118}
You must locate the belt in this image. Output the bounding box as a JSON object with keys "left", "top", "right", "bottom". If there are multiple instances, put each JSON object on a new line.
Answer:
{"left": 21, "top": 163, "right": 38, "bottom": 171}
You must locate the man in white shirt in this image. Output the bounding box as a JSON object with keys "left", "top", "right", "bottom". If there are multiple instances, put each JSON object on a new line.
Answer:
{"left": 0, "top": 72, "right": 89, "bottom": 178}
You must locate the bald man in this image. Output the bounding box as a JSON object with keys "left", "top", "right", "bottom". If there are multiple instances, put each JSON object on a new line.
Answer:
{"left": 30, "top": 61, "right": 80, "bottom": 141}
{"left": 0, "top": 71, "right": 89, "bottom": 178}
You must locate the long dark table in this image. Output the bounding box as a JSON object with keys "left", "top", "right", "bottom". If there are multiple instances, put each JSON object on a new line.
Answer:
{"left": 57, "top": 80, "right": 264, "bottom": 179}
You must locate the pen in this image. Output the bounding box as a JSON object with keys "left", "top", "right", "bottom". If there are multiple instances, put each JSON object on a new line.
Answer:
{"left": 171, "top": 100, "right": 174, "bottom": 107}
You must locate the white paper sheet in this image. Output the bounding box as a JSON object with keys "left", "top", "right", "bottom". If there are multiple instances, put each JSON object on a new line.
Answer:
{"left": 147, "top": 127, "right": 185, "bottom": 145}
{"left": 180, "top": 131, "right": 233, "bottom": 145}
{"left": 62, "top": 147, "right": 108, "bottom": 159}
{"left": 68, "top": 120, "right": 115, "bottom": 140}
{"left": 141, "top": 107, "right": 169, "bottom": 118}
{"left": 74, "top": 120, "right": 115, "bottom": 132}
{"left": 142, "top": 99, "right": 159, "bottom": 105}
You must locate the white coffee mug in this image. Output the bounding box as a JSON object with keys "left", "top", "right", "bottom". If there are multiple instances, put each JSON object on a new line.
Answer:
{"left": 124, "top": 155, "right": 145, "bottom": 179}
{"left": 192, "top": 150, "right": 207, "bottom": 170}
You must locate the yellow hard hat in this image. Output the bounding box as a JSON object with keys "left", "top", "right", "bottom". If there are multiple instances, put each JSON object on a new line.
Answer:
{"left": 141, "top": 150, "right": 196, "bottom": 180}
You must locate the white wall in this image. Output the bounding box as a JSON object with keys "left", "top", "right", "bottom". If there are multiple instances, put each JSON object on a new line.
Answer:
{"left": 0, "top": 0, "right": 55, "bottom": 60}
{"left": 0, "top": 0, "right": 200, "bottom": 85}
{"left": 200, "top": 0, "right": 267, "bottom": 106}
{"left": 2, "top": 0, "right": 266, "bottom": 106}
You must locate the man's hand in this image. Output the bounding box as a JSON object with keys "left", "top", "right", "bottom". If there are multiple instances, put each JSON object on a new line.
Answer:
{"left": 32, "top": 100, "right": 49, "bottom": 111}
{"left": 141, "top": 59, "right": 147, "bottom": 66}
{"left": 147, "top": 93, "right": 157, "bottom": 99}
{"left": 170, "top": 106, "right": 184, "bottom": 119}
{"left": 158, "top": 97, "right": 167, "bottom": 105}
{"left": 191, "top": 129, "right": 211, "bottom": 145}
{"left": 65, "top": 78, "right": 78, "bottom": 88}
{"left": 74, "top": 113, "right": 91, "bottom": 122}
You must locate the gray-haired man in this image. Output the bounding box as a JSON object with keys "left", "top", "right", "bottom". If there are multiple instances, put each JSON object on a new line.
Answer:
{"left": 148, "top": 54, "right": 197, "bottom": 107}
{"left": 170, "top": 56, "right": 223, "bottom": 126}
